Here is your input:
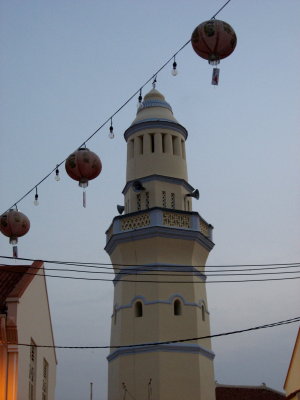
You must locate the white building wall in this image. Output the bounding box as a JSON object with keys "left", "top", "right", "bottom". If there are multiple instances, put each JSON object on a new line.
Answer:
{"left": 13, "top": 268, "right": 57, "bottom": 400}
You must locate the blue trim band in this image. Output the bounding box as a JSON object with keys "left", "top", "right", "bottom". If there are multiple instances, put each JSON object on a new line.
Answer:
{"left": 137, "top": 99, "right": 173, "bottom": 112}
{"left": 105, "top": 225, "right": 214, "bottom": 255}
{"left": 113, "top": 264, "right": 206, "bottom": 284}
{"left": 107, "top": 342, "right": 215, "bottom": 362}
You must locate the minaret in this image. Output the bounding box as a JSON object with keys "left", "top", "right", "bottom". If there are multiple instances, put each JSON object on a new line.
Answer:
{"left": 105, "top": 88, "right": 216, "bottom": 400}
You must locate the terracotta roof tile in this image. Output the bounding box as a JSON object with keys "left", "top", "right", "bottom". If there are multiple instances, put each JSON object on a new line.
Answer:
{"left": 216, "top": 385, "right": 285, "bottom": 400}
{"left": 0, "top": 261, "right": 43, "bottom": 310}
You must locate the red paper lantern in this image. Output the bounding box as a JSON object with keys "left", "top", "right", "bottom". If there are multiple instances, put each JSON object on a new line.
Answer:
{"left": 65, "top": 147, "right": 102, "bottom": 207}
{"left": 191, "top": 19, "right": 237, "bottom": 65}
{"left": 0, "top": 209, "right": 30, "bottom": 257}
{"left": 191, "top": 19, "right": 237, "bottom": 85}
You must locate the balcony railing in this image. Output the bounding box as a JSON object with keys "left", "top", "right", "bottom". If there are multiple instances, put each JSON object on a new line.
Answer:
{"left": 106, "top": 208, "right": 213, "bottom": 243}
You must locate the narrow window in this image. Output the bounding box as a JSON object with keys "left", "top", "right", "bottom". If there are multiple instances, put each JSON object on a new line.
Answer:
{"left": 162, "top": 134, "right": 166, "bottom": 153}
{"left": 29, "top": 340, "right": 37, "bottom": 400}
{"left": 150, "top": 134, "right": 155, "bottom": 153}
{"left": 42, "top": 359, "right": 49, "bottom": 400}
{"left": 137, "top": 194, "right": 141, "bottom": 211}
{"left": 135, "top": 301, "right": 143, "bottom": 317}
{"left": 172, "top": 136, "right": 176, "bottom": 155}
{"left": 145, "top": 192, "right": 150, "bottom": 209}
{"left": 201, "top": 305, "right": 206, "bottom": 321}
{"left": 171, "top": 193, "right": 175, "bottom": 209}
{"left": 139, "top": 135, "right": 144, "bottom": 154}
{"left": 162, "top": 191, "right": 167, "bottom": 208}
{"left": 174, "top": 299, "right": 182, "bottom": 316}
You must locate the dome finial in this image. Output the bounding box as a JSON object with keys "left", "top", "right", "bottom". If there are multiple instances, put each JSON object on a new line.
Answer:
{"left": 152, "top": 76, "right": 157, "bottom": 89}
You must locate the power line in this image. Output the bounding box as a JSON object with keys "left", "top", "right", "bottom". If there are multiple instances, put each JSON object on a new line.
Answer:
{"left": 1, "top": 262, "right": 300, "bottom": 278}
{"left": 1, "top": 255, "right": 299, "bottom": 270}
{"left": 1, "top": 265, "right": 300, "bottom": 283}
{"left": 2, "top": 0, "right": 234, "bottom": 214}
{"left": 14, "top": 316, "right": 300, "bottom": 349}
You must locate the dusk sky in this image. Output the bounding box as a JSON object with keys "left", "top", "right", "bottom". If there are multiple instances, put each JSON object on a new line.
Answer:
{"left": 0, "top": 1, "right": 300, "bottom": 399}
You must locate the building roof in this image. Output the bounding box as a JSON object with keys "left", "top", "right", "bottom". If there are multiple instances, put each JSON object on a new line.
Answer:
{"left": 0, "top": 261, "right": 43, "bottom": 311}
{"left": 131, "top": 88, "right": 179, "bottom": 126}
{"left": 216, "top": 384, "right": 285, "bottom": 400}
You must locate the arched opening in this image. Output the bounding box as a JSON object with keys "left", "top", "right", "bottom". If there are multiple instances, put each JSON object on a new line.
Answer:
{"left": 174, "top": 299, "right": 182, "bottom": 316}
{"left": 135, "top": 301, "right": 143, "bottom": 317}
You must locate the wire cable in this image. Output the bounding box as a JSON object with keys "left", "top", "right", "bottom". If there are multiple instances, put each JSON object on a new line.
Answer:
{"left": 13, "top": 316, "right": 300, "bottom": 349}
{"left": 2, "top": 0, "right": 234, "bottom": 213}
{"left": 1, "top": 263, "right": 300, "bottom": 278}
{"left": 1, "top": 255, "right": 299, "bottom": 271}
{"left": 1, "top": 265, "right": 300, "bottom": 283}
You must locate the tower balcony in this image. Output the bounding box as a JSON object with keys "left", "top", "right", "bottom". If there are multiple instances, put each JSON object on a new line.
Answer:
{"left": 105, "top": 208, "right": 213, "bottom": 253}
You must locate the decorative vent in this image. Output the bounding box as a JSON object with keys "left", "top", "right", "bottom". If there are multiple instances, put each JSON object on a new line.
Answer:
{"left": 136, "top": 194, "right": 141, "bottom": 211}
{"left": 171, "top": 193, "right": 175, "bottom": 209}
{"left": 200, "top": 219, "right": 209, "bottom": 237}
{"left": 163, "top": 212, "right": 190, "bottom": 228}
{"left": 145, "top": 192, "right": 150, "bottom": 209}
{"left": 42, "top": 359, "right": 49, "bottom": 400}
{"left": 162, "top": 191, "right": 167, "bottom": 208}
{"left": 121, "top": 214, "right": 150, "bottom": 231}
{"left": 29, "top": 340, "right": 37, "bottom": 400}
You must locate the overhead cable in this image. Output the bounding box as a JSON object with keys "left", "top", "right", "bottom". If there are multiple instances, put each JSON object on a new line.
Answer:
{"left": 14, "top": 316, "right": 300, "bottom": 349}
{"left": 0, "top": 265, "right": 300, "bottom": 284}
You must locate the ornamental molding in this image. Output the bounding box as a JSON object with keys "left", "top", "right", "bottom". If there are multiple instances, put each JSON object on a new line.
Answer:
{"left": 124, "top": 120, "right": 188, "bottom": 141}
{"left": 113, "top": 264, "right": 206, "bottom": 284}
{"left": 107, "top": 342, "right": 215, "bottom": 362}
{"left": 105, "top": 224, "right": 214, "bottom": 255}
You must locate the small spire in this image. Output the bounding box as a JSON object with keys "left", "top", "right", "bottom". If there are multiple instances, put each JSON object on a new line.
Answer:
{"left": 152, "top": 77, "right": 157, "bottom": 89}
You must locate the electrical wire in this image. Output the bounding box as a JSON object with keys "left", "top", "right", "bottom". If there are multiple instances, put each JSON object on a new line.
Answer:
{"left": 1, "top": 265, "right": 300, "bottom": 283}
{"left": 1, "top": 262, "right": 300, "bottom": 277}
{"left": 14, "top": 316, "right": 300, "bottom": 349}
{"left": 2, "top": 0, "right": 233, "bottom": 214}
{"left": 1, "top": 255, "right": 299, "bottom": 271}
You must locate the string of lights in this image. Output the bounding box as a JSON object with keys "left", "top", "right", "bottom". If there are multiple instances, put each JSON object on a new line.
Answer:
{"left": 1, "top": 264, "right": 300, "bottom": 284}
{"left": 2, "top": 0, "right": 233, "bottom": 214}
{"left": 13, "top": 316, "right": 300, "bottom": 349}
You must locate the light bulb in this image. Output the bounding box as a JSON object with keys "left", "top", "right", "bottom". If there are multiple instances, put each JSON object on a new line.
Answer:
{"left": 172, "top": 61, "right": 178, "bottom": 76}
{"left": 34, "top": 194, "right": 39, "bottom": 206}
{"left": 137, "top": 92, "right": 143, "bottom": 108}
{"left": 55, "top": 167, "right": 60, "bottom": 181}
{"left": 109, "top": 126, "right": 114, "bottom": 139}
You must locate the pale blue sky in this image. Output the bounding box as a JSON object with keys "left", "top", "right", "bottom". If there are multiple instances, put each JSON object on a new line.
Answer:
{"left": 1, "top": 1, "right": 300, "bottom": 399}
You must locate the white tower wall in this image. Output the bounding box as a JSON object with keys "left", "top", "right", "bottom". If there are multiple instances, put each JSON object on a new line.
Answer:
{"left": 105, "top": 88, "right": 216, "bottom": 400}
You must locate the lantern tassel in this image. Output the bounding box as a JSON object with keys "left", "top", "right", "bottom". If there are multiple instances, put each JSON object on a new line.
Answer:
{"left": 211, "top": 68, "right": 220, "bottom": 86}
{"left": 13, "top": 245, "right": 18, "bottom": 258}
{"left": 83, "top": 190, "right": 87, "bottom": 208}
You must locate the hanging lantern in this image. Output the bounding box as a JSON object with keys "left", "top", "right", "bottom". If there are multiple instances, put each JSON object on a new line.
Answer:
{"left": 191, "top": 19, "right": 237, "bottom": 85}
{"left": 0, "top": 209, "right": 30, "bottom": 257}
{"left": 65, "top": 147, "right": 102, "bottom": 207}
